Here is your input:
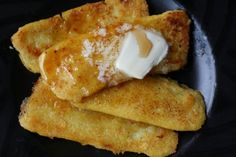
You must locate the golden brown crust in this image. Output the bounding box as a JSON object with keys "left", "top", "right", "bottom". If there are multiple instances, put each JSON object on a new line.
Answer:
{"left": 11, "top": 0, "right": 149, "bottom": 73}
{"left": 11, "top": 1, "right": 190, "bottom": 74}
{"left": 150, "top": 10, "right": 190, "bottom": 73}
{"left": 105, "top": 0, "right": 149, "bottom": 17}
{"left": 72, "top": 77, "right": 206, "bottom": 131}
{"left": 41, "top": 10, "right": 190, "bottom": 103}
{"left": 19, "top": 79, "right": 178, "bottom": 157}
{"left": 12, "top": 15, "right": 68, "bottom": 72}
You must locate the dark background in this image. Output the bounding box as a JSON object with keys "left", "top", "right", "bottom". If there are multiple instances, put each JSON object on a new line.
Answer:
{"left": 0, "top": 0, "right": 236, "bottom": 157}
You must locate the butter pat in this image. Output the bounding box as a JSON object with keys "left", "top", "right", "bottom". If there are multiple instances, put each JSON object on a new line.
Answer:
{"left": 115, "top": 29, "right": 168, "bottom": 79}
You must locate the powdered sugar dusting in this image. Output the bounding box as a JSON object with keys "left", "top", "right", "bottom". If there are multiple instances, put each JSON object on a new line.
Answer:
{"left": 116, "top": 23, "right": 132, "bottom": 33}
{"left": 82, "top": 39, "right": 95, "bottom": 65}
{"left": 81, "top": 25, "right": 131, "bottom": 84}
{"left": 97, "top": 28, "right": 107, "bottom": 37}
{"left": 91, "top": 28, "right": 107, "bottom": 37}
{"left": 96, "top": 60, "right": 110, "bottom": 83}
{"left": 82, "top": 39, "right": 94, "bottom": 57}
{"left": 95, "top": 37, "right": 120, "bottom": 83}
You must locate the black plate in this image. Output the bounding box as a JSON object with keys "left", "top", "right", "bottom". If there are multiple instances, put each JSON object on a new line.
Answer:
{"left": 0, "top": 0, "right": 236, "bottom": 157}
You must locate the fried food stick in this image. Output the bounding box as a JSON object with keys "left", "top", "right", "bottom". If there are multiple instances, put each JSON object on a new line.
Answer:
{"left": 19, "top": 79, "right": 178, "bottom": 157}
{"left": 74, "top": 77, "right": 205, "bottom": 131}
{"left": 11, "top": 0, "right": 149, "bottom": 73}
{"left": 40, "top": 10, "right": 190, "bottom": 102}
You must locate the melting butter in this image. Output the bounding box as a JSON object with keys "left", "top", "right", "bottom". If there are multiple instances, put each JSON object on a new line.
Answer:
{"left": 115, "top": 28, "right": 169, "bottom": 79}
{"left": 132, "top": 30, "right": 153, "bottom": 58}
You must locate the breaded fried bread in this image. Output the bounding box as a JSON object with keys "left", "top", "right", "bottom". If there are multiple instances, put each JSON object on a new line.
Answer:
{"left": 40, "top": 10, "right": 190, "bottom": 102}
{"left": 19, "top": 79, "right": 178, "bottom": 157}
{"left": 72, "top": 77, "right": 206, "bottom": 131}
{"left": 11, "top": 0, "right": 149, "bottom": 73}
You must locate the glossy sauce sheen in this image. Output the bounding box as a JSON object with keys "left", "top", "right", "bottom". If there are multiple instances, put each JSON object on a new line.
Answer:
{"left": 40, "top": 23, "right": 133, "bottom": 102}
{"left": 40, "top": 10, "right": 190, "bottom": 102}
{"left": 133, "top": 30, "right": 153, "bottom": 58}
{"left": 41, "top": 23, "right": 169, "bottom": 101}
